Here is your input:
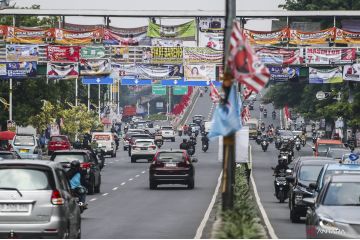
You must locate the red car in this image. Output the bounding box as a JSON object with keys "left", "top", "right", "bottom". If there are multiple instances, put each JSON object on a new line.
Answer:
{"left": 48, "top": 135, "right": 71, "bottom": 155}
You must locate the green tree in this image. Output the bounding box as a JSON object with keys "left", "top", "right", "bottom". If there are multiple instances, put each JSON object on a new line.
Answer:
{"left": 28, "top": 100, "right": 61, "bottom": 134}
{"left": 280, "top": 0, "right": 360, "bottom": 10}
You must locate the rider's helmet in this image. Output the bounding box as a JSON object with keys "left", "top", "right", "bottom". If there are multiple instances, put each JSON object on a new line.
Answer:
{"left": 70, "top": 160, "right": 81, "bottom": 170}
{"left": 183, "top": 139, "right": 188, "bottom": 143}
{"left": 278, "top": 156, "right": 288, "bottom": 166}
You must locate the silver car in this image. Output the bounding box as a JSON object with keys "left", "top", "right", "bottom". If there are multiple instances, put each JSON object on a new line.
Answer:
{"left": 304, "top": 174, "right": 360, "bottom": 238}
{"left": 12, "top": 134, "right": 42, "bottom": 159}
{"left": 0, "top": 160, "right": 81, "bottom": 238}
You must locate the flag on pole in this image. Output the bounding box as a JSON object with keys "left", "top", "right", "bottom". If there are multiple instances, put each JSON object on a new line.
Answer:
{"left": 209, "top": 81, "right": 221, "bottom": 103}
{"left": 243, "top": 88, "right": 253, "bottom": 100}
{"left": 228, "top": 20, "right": 270, "bottom": 93}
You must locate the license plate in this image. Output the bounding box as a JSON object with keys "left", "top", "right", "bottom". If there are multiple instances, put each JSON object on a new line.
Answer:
{"left": 141, "top": 147, "right": 147, "bottom": 150}
{"left": 165, "top": 163, "right": 176, "bottom": 167}
{"left": 19, "top": 149, "right": 29, "bottom": 153}
{"left": 0, "top": 203, "right": 29, "bottom": 212}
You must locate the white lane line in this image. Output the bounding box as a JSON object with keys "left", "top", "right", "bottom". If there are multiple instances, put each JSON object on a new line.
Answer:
{"left": 121, "top": 182, "right": 126, "bottom": 186}
{"left": 184, "top": 91, "right": 201, "bottom": 124}
{"left": 135, "top": 175, "right": 140, "bottom": 178}
{"left": 102, "top": 193, "right": 109, "bottom": 196}
{"left": 141, "top": 171, "right": 146, "bottom": 174}
{"left": 194, "top": 171, "right": 223, "bottom": 239}
{"left": 129, "top": 178, "right": 133, "bottom": 181}
{"left": 89, "top": 198, "right": 97, "bottom": 202}
{"left": 249, "top": 145, "right": 278, "bottom": 239}
{"left": 112, "top": 187, "right": 118, "bottom": 191}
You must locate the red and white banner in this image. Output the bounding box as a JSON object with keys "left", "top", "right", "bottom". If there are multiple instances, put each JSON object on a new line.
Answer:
{"left": 305, "top": 48, "right": 356, "bottom": 65}
{"left": 255, "top": 47, "right": 303, "bottom": 65}
{"left": 6, "top": 26, "right": 51, "bottom": 44}
{"left": 210, "top": 82, "right": 221, "bottom": 103}
{"left": 335, "top": 28, "right": 360, "bottom": 44}
{"left": 289, "top": 28, "right": 335, "bottom": 45}
{"left": 243, "top": 28, "right": 289, "bottom": 45}
{"left": 46, "top": 46, "right": 80, "bottom": 62}
{"left": 47, "top": 62, "right": 79, "bottom": 79}
{"left": 53, "top": 28, "right": 102, "bottom": 45}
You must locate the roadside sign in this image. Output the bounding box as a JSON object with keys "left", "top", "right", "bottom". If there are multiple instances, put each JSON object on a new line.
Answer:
{"left": 152, "top": 85, "right": 167, "bottom": 95}
{"left": 82, "top": 76, "right": 113, "bottom": 85}
{"left": 316, "top": 91, "right": 326, "bottom": 100}
{"left": 173, "top": 86, "right": 188, "bottom": 95}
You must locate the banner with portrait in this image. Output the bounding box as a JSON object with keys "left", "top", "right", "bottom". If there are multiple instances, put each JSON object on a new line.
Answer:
{"left": 343, "top": 64, "right": 360, "bottom": 81}
{"left": 335, "top": 28, "right": 360, "bottom": 44}
{"left": 184, "top": 64, "right": 216, "bottom": 81}
{"left": 0, "top": 62, "right": 37, "bottom": 78}
{"left": 268, "top": 66, "right": 300, "bottom": 82}
{"left": 46, "top": 46, "right": 80, "bottom": 62}
{"left": 243, "top": 28, "right": 289, "bottom": 45}
{"left": 199, "top": 32, "right": 224, "bottom": 50}
{"left": 305, "top": 48, "right": 356, "bottom": 65}
{"left": 80, "top": 59, "right": 111, "bottom": 75}
{"left": 136, "top": 64, "right": 183, "bottom": 79}
{"left": 289, "top": 28, "right": 335, "bottom": 45}
{"left": 103, "top": 28, "right": 149, "bottom": 46}
{"left": 6, "top": 26, "right": 49, "bottom": 44}
{"left": 151, "top": 38, "right": 183, "bottom": 47}
{"left": 80, "top": 46, "right": 106, "bottom": 59}
{"left": 47, "top": 62, "right": 79, "bottom": 79}
{"left": 148, "top": 47, "right": 183, "bottom": 64}
{"left": 183, "top": 47, "right": 223, "bottom": 64}
{"left": 6, "top": 44, "right": 39, "bottom": 62}
{"left": 309, "top": 67, "right": 343, "bottom": 84}
{"left": 54, "top": 28, "right": 103, "bottom": 45}
{"left": 255, "top": 47, "right": 303, "bottom": 65}
{"left": 147, "top": 20, "right": 196, "bottom": 39}
{"left": 111, "top": 46, "right": 131, "bottom": 63}
{"left": 198, "top": 17, "right": 225, "bottom": 32}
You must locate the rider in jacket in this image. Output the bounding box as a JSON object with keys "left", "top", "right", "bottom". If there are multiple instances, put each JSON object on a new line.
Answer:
{"left": 66, "top": 160, "right": 87, "bottom": 208}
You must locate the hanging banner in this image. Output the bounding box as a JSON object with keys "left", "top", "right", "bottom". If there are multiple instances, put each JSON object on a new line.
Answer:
{"left": 183, "top": 47, "right": 223, "bottom": 64}
{"left": 0, "top": 62, "right": 37, "bottom": 78}
{"left": 305, "top": 48, "right": 356, "bottom": 64}
{"left": 335, "top": 28, "right": 360, "bottom": 44}
{"left": 0, "top": 25, "right": 7, "bottom": 38}
{"left": 199, "top": 17, "right": 225, "bottom": 33}
{"left": 103, "top": 28, "right": 148, "bottom": 46}
{"left": 243, "top": 28, "right": 289, "bottom": 45}
{"left": 62, "top": 22, "right": 103, "bottom": 31}
{"left": 199, "top": 32, "right": 224, "bottom": 51}
{"left": 255, "top": 47, "right": 303, "bottom": 65}
{"left": 111, "top": 46, "right": 130, "bottom": 63}
{"left": 80, "top": 59, "right": 111, "bottom": 75}
{"left": 147, "top": 20, "right": 196, "bottom": 39}
{"left": 268, "top": 66, "right": 300, "bottom": 82}
{"left": 309, "top": 67, "right": 343, "bottom": 84}
{"left": 343, "top": 64, "right": 360, "bottom": 81}
{"left": 80, "top": 46, "right": 106, "bottom": 59}
{"left": 54, "top": 28, "right": 103, "bottom": 45}
{"left": 111, "top": 63, "right": 137, "bottom": 76}
{"left": 289, "top": 28, "right": 335, "bottom": 45}
{"left": 173, "top": 86, "right": 188, "bottom": 95}
{"left": 6, "top": 44, "right": 39, "bottom": 62}
{"left": 46, "top": 46, "right": 80, "bottom": 62}
{"left": 47, "top": 62, "right": 79, "bottom": 79}
{"left": 184, "top": 64, "right": 216, "bottom": 81}
{"left": 151, "top": 39, "right": 183, "bottom": 47}
{"left": 6, "top": 26, "right": 49, "bottom": 44}
{"left": 137, "top": 64, "right": 183, "bottom": 79}
{"left": 149, "top": 47, "right": 183, "bottom": 64}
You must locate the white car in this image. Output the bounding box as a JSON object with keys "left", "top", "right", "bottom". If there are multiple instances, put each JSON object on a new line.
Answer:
{"left": 161, "top": 126, "right": 175, "bottom": 142}
{"left": 92, "top": 132, "right": 117, "bottom": 157}
{"left": 130, "top": 139, "right": 157, "bottom": 163}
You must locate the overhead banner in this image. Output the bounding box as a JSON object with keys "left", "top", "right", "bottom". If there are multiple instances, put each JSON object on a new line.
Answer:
{"left": 0, "top": 62, "right": 37, "bottom": 78}
{"left": 149, "top": 47, "right": 183, "bottom": 64}
{"left": 343, "top": 64, "right": 360, "bottom": 81}
{"left": 0, "top": 25, "right": 7, "bottom": 37}
{"left": 199, "top": 32, "right": 224, "bottom": 50}
{"left": 255, "top": 47, "right": 303, "bottom": 65}
{"left": 305, "top": 48, "right": 356, "bottom": 64}
{"left": 183, "top": 47, "right": 223, "bottom": 64}
{"left": 62, "top": 22, "right": 103, "bottom": 31}
{"left": 289, "top": 28, "right": 335, "bottom": 45}
{"left": 199, "top": 17, "right": 225, "bottom": 32}
{"left": 6, "top": 26, "right": 49, "bottom": 44}
{"left": 335, "top": 28, "right": 360, "bottom": 44}
{"left": 80, "top": 46, "right": 106, "bottom": 59}
{"left": 47, "top": 62, "right": 79, "bottom": 79}
{"left": 111, "top": 46, "right": 130, "bottom": 63}
{"left": 54, "top": 28, "right": 102, "bottom": 45}
{"left": 80, "top": 59, "right": 111, "bottom": 75}
{"left": 46, "top": 46, "right": 80, "bottom": 62}
{"left": 137, "top": 64, "right": 183, "bottom": 79}
{"left": 103, "top": 28, "right": 148, "bottom": 46}
{"left": 147, "top": 20, "right": 196, "bottom": 39}
{"left": 243, "top": 28, "right": 289, "bottom": 45}
{"left": 111, "top": 63, "right": 137, "bottom": 76}
{"left": 309, "top": 67, "right": 343, "bottom": 84}
{"left": 268, "top": 66, "right": 300, "bottom": 82}
{"left": 6, "top": 44, "right": 39, "bottom": 62}
{"left": 151, "top": 39, "right": 183, "bottom": 47}
{"left": 184, "top": 64, "right": 216, "bottom": 81}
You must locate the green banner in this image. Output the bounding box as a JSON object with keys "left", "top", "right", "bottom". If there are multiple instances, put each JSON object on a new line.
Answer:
{"left": 147, "top": 20, "right": 196, "bottom": 39}
{"left": 152, "top": 85, "right": 167, "bottom": 95}
{"left": 173, "top": 86, "right": 188, "bottom": 95}
{"left": 80, "top": 46, "right": 106, "bottom": 59}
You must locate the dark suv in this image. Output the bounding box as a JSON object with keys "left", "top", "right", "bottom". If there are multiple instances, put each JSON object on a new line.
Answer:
{"left": 50, "top": 150, "right": 101, "bottom": 194}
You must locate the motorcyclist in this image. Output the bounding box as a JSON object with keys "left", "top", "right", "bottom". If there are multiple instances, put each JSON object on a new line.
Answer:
{"left": 272, "top": 110, "right": 276, "bottom": 117}
{"left": 260, "top": 122, "right": 266, "bottom": 132}
{"left": 273, "top": 156, "right": 289, "bottom": 197}
{"left": 154, "top": 130, "right": 163, "bottom": 147}
{"left": 180, "top": 139, "right": 189, "bottom": 150}
{"left": 259, "top": 104, "right": 264, "bottom": 112}
{"left": 263, "top": 109, "right": 267, "bottom": 117}
{"left": 66, "top": 160, "right": 87, "bottom": 208}
{"left": 201, "top": 132, "right": 209, "bottom": 145}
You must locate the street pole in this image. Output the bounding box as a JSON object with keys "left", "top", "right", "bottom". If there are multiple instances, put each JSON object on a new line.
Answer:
{"left": 222, "top": 0, "right": 236, "bottom": 211}
{"left": 169, "top": 86, "right": 172, "bottom": 117}
{"left": 98, "top": 85, "right": 101, "bottom": 121}
{"left": 147, "top": 102, "right": 150, "bottom": 116}
{"left": 9, "top": 78, "right": 12, "bottom": 121}
{"left": 117, "top": 80, "right": 120, "bottom": 115}
{"left": 87, "top": 84, "right": 90, "bottom": 111}
{"left": 75, "top": 78, "right": 78, "bottom": 107}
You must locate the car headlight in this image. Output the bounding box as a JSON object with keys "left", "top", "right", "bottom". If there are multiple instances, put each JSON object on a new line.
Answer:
{"left": 319, "top": 217, "right": 339, "bottom": 232}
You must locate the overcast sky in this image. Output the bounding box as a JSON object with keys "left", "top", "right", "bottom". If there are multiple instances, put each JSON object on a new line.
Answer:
{"left": 13, "top": 0, "right": 285, "bottom": 30}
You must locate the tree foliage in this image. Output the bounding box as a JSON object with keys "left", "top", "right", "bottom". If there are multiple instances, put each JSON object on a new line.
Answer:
{"left": 279, "top": 0, "right": 360, "bottom": 10}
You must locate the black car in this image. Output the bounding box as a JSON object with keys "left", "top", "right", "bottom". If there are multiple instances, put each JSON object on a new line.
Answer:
{"left": 286, "top": 157, "right": 337, "bottom": 223}
{"left": 0, "top": 151, "right": 21, "bottom": 159}
{"left": 50, "top": 150, "right": 101, "bottom": 194}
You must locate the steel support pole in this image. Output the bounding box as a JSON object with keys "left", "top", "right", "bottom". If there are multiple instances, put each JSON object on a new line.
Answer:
{"left": 87, "top": 84, "right": 90, "bottom": 111}
{"left": 98, "top": 85, "right": 101, "bottom": 121}
{"left": 117, "top": 80, "right": 120, "bottom": 115}
{"left": 9, "top": 78, "right": 12, "bottom": 121}
{"left": 75, "top": 78, "right": 78, "bottom": 106}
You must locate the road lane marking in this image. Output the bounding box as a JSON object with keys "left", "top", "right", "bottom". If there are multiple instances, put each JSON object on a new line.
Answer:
{"left": 102, "top": 193, "right": 109, "bottom": 196}
{"left": 141, "top": 171, "right": 146, "bottom": 174}
{"left": 129, "top": 178, "right": 133, "bottom": 181}
{"left": 194, "top": 171, "right": 223, "bottom": 239}
{"left": 112, "top": 187, "right": 118, "bottom": 191}
{"left": 135, "top": 175, "right": 140, "bottom": 178}
{"left": 121, "top": 182, "right": 126, "bottom": 186}
{"left": 89, "top": 198, "right": 97, "bottom": 202}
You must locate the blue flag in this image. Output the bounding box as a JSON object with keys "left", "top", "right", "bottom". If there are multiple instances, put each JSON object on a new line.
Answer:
{"left": 208, "top": 85, "right": 242, "bottom": 139}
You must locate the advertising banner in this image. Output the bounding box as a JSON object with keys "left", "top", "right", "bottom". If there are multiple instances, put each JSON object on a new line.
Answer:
{"left": 183, "top": 47, "right": 223, "bottom": 64}
{"left": 0, "top": 62, "right": 37, "bottom": 78}
{"left": 243, "top": 28, "right": 289, "bottom": 45}
{"left": 47, "top": 62, "right": 79, "bottom": 79}
{"left": 343, "top": 64, "right": 360, "bottom": 81}
{"left": 80, "top": 46, "right": 106, "bottom": 59}
{"left": 309, "top": 67, "right": 343, "bottom": 84}
{"left": 6, "top": 26, "right": 49, "bottom": 44}
{"left": 147, "top": 20, "right": 196, "bottom": 39}
{"left": 103, "top": 28, "right": 148, "bottom": 45}
{"left": 6, "top": 44, "right": 39, "bottom": 62}
{"left": 255, "top": 47, "right": 303, "bottom": 65}
{"left": 199, "top": 32, "right": 224, "bottom": 50}
{"left": 268, "top": 66, "right": 300, "bottom": 82}
{"left": 111, "top": 63, "right": 137, "bottom": 76}
{"left": 184, "top": 64, "right": 216, "bottom": 81}
{"left": 80, "top": 59, "right": 111, "bottom": 75}
{"left": 54, "top": 28, "right": 102, "bottom": 45}
{"left": 137, "top": 64, "right": 183, "bottom": 79}
{"left": 62, "top": 22, "right": 103, "bottom": 31}
{"left": 289, "top": 28, "right": 335, "bottom": 45}
{"left": 149, "top": 47, "right": 183, "bottom": 64}
{"left": 46, "top": 46, "right": 80, "bottom": 62}
{"left": 199, "top": 17, "right": 225, "bottom": 32}
{"left": 0, "top": 25, "right": 7, "bottom": 37}
{"left": 335, "top": 28, "right": 360, "bottom": 44}
{"left": 111, "top": 46, "right": 130, "bottom": 63}
{"left": 151, "top": 38, "right": 183, "bottom": 47}
{"left": 305, "top": 48, "right": 356, "bottom": 64}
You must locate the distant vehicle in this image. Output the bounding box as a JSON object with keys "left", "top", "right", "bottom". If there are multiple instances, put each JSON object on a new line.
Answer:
{"left": 128, "top": 134, "right": 152, "bottom": 156}
{"left": 278, "top": 130, "right": 294, "bottom": 141}
{"left": 131, "top": 139, "right": 157, "bottom": 163}
{"left": 326, "top": 148, "right": 352, "bottom": 161}
{"left": 122, "top": 105, "right": 137, "bottom": 121}
{"left": 0, "top": 160, "right": 81, "bottom": 238}
{"left": 245, "top": 118, "right": 259, "bottom": 139}
{"left": 92, "top": 132, "right": 116, "bottom": 157}
{"left": 0, "top": 151, "right": 20, "bottom": 160}
{"left": 12, "top": 134, "right": 42, "bottom": 159}
{"left": 192, "top": 115, "right": 204, "bottom": 126}
{"left": 248, "top": 93, "right": 257, "bottom": 101}
{"left": 123, "top": 130, "right": 148, "bottom": 151}
{"left": 47, "top": 135, "right": 71, "bottom": 156}
{"left": 160, "top": 126, "right": 175, "bottom": 142}
{"left": 313, "top": 139, "right": 345, "bottom": 157}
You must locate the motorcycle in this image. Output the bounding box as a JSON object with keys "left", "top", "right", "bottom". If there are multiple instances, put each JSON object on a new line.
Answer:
{"left": 202, "top": 141, "right": 209, "bottom": 152}
{"left": 94, "top": 146, "right": 105, "bottom": 169}
{"left": 187, "top": 144, "right": 195, "bottom": 156}
{"left": 155, "top": 139, "right": 163, "bottom": 149}
{"left": 295, "top": 139, "right": 301, "bottom": 151}
{"left": 273, "top": 171, "right": 290, "bottom": 203}
{"left": 261, "top": 140, "right": 269, "bottom": 152}
{"left": 256, "top": 135, "right": 262, "bottom": 145}
{"left": 275, "top": 138, "right": 282, "bottom": 149}
{"left": 272, "top": 112, "right": 276, "bottom": 120}
{"left": 260, "top": 126, "right": 266, "bottom": 132}
{"left": 301, "top": 138, "right": 306, "bottom": 147}
{"left": 72, "top": 187, "right": 88, "bottom": 214}
{"left": 263, "top": 111, "right": 267, "bottom": 118}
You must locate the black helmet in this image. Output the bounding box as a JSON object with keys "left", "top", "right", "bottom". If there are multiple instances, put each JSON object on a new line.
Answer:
{"left": 183, "top": 139, "right": 187, "bottom": 143}
{"left": 70, "top": 160, "right": 81, "bottom": 170}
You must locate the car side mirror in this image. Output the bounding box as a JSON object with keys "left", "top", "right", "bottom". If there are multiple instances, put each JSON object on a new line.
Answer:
{"left": 302, "top": 197, "right": 315, "bottom": 207}
{"left": 309, "top": 183, "right": 318, "bottom": 190}
{"left": 286, "top": 176, "right": 295, "bottom": 183}
{"left": 191, "top": 157, "right": 198, "bottom": 163}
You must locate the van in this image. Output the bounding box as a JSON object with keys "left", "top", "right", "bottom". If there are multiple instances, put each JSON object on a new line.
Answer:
{"left": 92, "top": 132, "right": 116, "bottom": 157}
{"left": 245, "top": 118, "right": 259, "bottom": 139}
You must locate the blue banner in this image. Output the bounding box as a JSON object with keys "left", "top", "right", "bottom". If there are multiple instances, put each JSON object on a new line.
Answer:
{"left": 269, "top": 66, "right": 299, "bottom": 82}
{"left": 161, "top": 79, "right": 222, "bottom": 86}
{"left": 0, "top": 62, "right": 37, "bottom": 79}
{"left": 82, "top": 76, "right": 114, "bottom": 85}
{"left": 121, "top": 78, "right": 152, "bottom": 85}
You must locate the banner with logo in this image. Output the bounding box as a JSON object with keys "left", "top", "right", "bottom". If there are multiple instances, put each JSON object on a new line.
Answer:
{"left": 268, "top": 66, "right": 300, "bottom": 82}
{"left": 199, "top": 32, "right": 224, "bottom": 50}
{"left": 343, "top": 64, "right": 360, "bottom": 81}
{"left": 183, "top": 47, "right": 223, "bottom": 64}
{"left": 243, "top": 28, "right": 289, "bottom": 45}
{"left": 184, "top": 64, "right": 216, "bottom": 81}
{"left": 335, "top": 28, "right": 360, "bottom": 44}
{"left": 47, "top": 62, "right": 79, "bottom": 79}
{"left": 46, "top": 46, "right": 80, "bottom": 62}
{"left": 309, "top": 67, "right": 343, "bottom": 84}
{"left": 103, "top": 28, "right": 149, "bottom": 46}
{"left": 0, "top": 62, "right": 37, "bottom": 78}
{"left": 148, "top": 47, "right": 183, "bottom": 64}
{"left": 80, "top": 46, "right": 106, "bottom": 59}
{"left": 137, "top": 64, "right": 183, "bottom": 79}
{"left": 147, "top": 20, "right": 196, "bottom": 39}
{"left": 62, "top": 22, "right": 103, "bottom": 31}
{"left": 80, "top": 59, "right": 111, "bottom": 75}
{"left": 6, "top": 44, "right": 39, "bottom": 62}
{"left": 151, "top": 38, "right": 183, "bottom": 47}
{"left": 255, "top": 47, "right": 303, "bottom": 65}
{"left": 54, "top": 28, "right": 103, "bottom": 45}
{"left": 199, "top": 17, "right": 225, "bottom": 32}
{"left": 289, "top": 28, "right": 335, "bottom": 45}
{"left": 6, "top": 26, "right": 49, "bottom": 44}
{"left": 305, "top": 48, "right": 356, "bottom": 64}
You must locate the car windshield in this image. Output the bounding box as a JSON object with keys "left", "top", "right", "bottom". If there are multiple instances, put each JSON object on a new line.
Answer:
{"left": 0, "top": 153, "right": 15, "bottom": 159}
{"left": 299, "top": 165, "right": 324, "bottom": 181}
{"left": 157, "top": 152, "right": 183, "bottom": 163}
{"left": 13, "top": 135, "right": 35, "bottom": 146}
{"left": 327, "top": 149, "right": 351, "bottom": 159}
{"left": 161, "top": 127, "right": 173, "bottom": 130}
{"left": 93, "top": 135, "right": 111, "bottom": 141}
{"left": 279, "top": 131, "right": 293, "bottom": 137}
{"left": 132, "top": 135, "right": 151, "bottom": 140}
{"left": 52, "top": 154, "right": 87, "bottom": 163}
{"left": 135, "top": 140, "right": 154, "bottom": 146}
{"left": 318, "top": 144, "right": 344, "bottom": 152}
{"left": 193, "top": 116, "right": 202, "bottom": 120}
{"left": 323, "top": 182, "right": 360, "bottom": 206}
{"left": 0, "top": 168, "right": 52, "bottom": 190}
{"left": 50, "top": 136, "right": 67, "bottom": 142}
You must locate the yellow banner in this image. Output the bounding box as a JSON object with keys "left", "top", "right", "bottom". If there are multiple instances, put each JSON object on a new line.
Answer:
{"left": 6, "top": 26, "right": 47, "bottom": 44}
{"left": 243, "top": 28, "right": 289, "bottom": 45}
{"left": 335, "top": 28, "right": 360, "bottom": 44}
{"left": 289, "top": 28, "right": 335, "bottom": 45}
{"left": 54, "top": 28, "right": 102, "bottom": 45}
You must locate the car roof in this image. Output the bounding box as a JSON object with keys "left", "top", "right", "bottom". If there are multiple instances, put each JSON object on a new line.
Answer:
{"left": 326, "top": 163, "right": 360, "bottom": 170}
{"left": 50, "top": 135, "right": 67, "bottom": 137}
{"left": 298, "top": 156, "right": 334, "bottom": 162}
{"left": 0, "top": 151, "right": 14, "bottom": 154}
{"left": 135, "top": 139, "right": 154, "bottom": 142}
{"left": 157, "top": 149, "right": 185, "bottom": 154}
{"left": 161, "top": 126, "right": 173, "bottom": 128}
{"left": 0, "top": 159, "right": 61, "bottom": 168}
{"left": 132, "top": 134, "right": 150, "bottom": 137}
{"left": 300, "top": 159, "right": 337, "bottom": 166}
{"left": 317, "top": 139, "right": 343, "bottom": 144}
{"left": 330, "top": 174, "right": 360, "bottom": 183}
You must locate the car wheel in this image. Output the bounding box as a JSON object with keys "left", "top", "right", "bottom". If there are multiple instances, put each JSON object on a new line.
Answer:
{"left": 48, "top": 151, "right": 52, "bottom": 156}
{"left": 87, "top": 178, "right": 95, "bottom": 195}
{"left": 187, "top": 178, "right": 195, "bottom": 189}
{"left": 149, "top": 180, "right": 157, "bottom": 190}
{"left": 94, "top": 176, "right": 101, "bottom": 193}
{"left": 131, "top": 157, "right": 136, "bottom": 163}
{"left": 278, "top": 191, "right": 285, "bottom": 203}
{"left": 290, "top": 206, "right": 300, "bottom": 223}
{"left": 63, "top": 225, "right": 70, "bottom": 239}
{"left": 171, "top": 137, "right": 175, "bottom": 142}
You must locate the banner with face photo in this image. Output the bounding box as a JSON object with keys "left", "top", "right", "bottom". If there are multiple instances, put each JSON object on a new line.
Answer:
{"left": 80, "top": 59, "right": 111, "bottom": 75}
{"left": 149, "top": 47, "right": 183, "bottom": 64}
{"left": 305, "top": 48, "right": 356, "bottom": 65}
{"left": 183, "top": 47, "right": 223, "bottom": 64}
{"left": 136, "top": 64, "right": 183, "bottom": 79}
{"left": 289, "top": 28, "right": 335, "bottom": 45}
{"left": 54, "top": 28, "right": 103, "bottom": 45}
{"left": 335, "top": 28, "right": 360, "bottom": 44}
{"left": 2, "top": 62, "right": 37, "bottom": 78}
{"left": 6, "top": 26, "right": 49, "bottom": 44}
{"left": 255, "top": 47, "right": 303, "bottom": 65}
{"left": 199, "top": 17, "right": 225, "bottom": 33}
{"left": 268, "top": 66, "right": 300, "bottom": 82}
{"left": 47, "top": 46, "right": 80, "bottom": 62}
{"left": 151, "top": 39, "right": 183, "bottom": 47}
{"left": 147, "top": 20, "right": 196, "bottom": 39}
{"left": 243, "top": 28, "right": 289, "bottom": 45}
{"left": 184, "top": 64, "right": 216, "bottom": 81}
{"left": 47, "top": 62, "right": 79, "bottom": 79}
{"left": 199, "top": 32, "right": 224, "bottom": 51}
{"left": 343, "top": 64, "right": 360, "bottom": 81}
{"left": 111, "top": 46, "right": 130, "bottom": 63}
{"left": 309, "top": 67, "right": 343, "bottom": 84}
{"left": 6, "top": 44, "right": 39, "bottom": 62}
{"left": 80, "top": 46, "right": 106, "bottom": 59}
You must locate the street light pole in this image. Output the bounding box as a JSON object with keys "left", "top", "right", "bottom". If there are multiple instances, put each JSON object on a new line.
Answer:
{"left": 9, "top": 78, "right": 12, "bottom": 121}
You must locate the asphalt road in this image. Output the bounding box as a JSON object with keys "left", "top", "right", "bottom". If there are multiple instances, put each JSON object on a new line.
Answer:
{"left": 81, "top": 93, "right": 221, "bottom": 239}
{"left": 250, "top": 96, "right": 313, "bottom": 239}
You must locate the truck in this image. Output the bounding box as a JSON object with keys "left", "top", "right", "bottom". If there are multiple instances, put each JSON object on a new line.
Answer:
{"left": 122, "top": 105, "right": 137, "bottom": 122}
{"left": 245, "top": 118, "right": 259, "bottom": 139}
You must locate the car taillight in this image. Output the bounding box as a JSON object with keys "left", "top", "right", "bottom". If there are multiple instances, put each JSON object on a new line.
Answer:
{"left": 132, "top": 146, "right": 137, "bottom": 150}
{"left": 81, "top": 162, "right": 91, "bottom": 169}
{"left": 178, "top": 161, "right": 190, "bottom": 167}
{"left": 51, "top": 189, "right": 64, "bottom": 205}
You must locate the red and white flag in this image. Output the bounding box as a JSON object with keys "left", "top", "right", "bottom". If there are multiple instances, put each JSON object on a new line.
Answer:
{"left": 209, "top": 82, "right": 221, "bottom": 103}
{"left": 241, "top": 106, "right": 251, "bottom": 125}
{"left": 243, "top": 88, "right": 253, "bottom": 100}
{"left": 228, "top": 20, "right": 270, "bottom": 93}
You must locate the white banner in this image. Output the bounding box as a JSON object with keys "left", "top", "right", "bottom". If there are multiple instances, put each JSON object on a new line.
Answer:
{"left": 309, "top": 67, "right": 343, "bottom": 84}
{"left": 343, "top": 64, "right": 360, "bottom": 81}
{"left": 184, "top": 64, "right": 216, "bottom": 81}
{"left": 199, "top": 32, "right": 224, "bottom": 51}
